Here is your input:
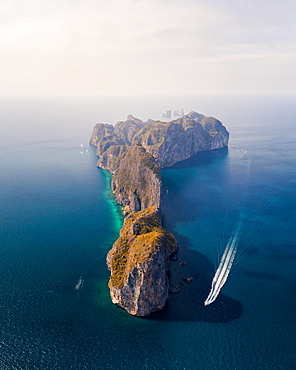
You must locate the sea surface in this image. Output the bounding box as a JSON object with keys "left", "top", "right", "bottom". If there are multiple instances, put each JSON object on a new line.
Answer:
{"left": 0, "top": 95, "right": 295, "bottom": 369}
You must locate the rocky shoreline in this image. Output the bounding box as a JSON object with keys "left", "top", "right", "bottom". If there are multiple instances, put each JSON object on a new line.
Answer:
{"left": 90, "top": 112, "right": 229, "bottom": 316}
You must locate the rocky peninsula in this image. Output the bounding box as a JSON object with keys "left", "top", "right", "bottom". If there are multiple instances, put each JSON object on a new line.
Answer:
{"left": 90, "top": 111, "right": 229, "bottom": 316}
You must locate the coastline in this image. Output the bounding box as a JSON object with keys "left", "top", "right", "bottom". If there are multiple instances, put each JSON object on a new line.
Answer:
{"left": 90, "top": 112, "right": 229, "bottom": 316}
{"left": 1, "top": 95, "right": 295, "bottom": 369}
{"left": 101, "top": 168, "right": 124, "bottom": 233}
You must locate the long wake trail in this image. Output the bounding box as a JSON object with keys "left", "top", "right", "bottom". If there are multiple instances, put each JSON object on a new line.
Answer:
{"left": 204, "top": 218, "right": 243, "bottom": 306}
{"left": 203, "top": 147, "right": 282, "bottom": 307}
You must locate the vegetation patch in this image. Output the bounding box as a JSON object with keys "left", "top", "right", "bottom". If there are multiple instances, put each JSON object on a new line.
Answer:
{"left": 108, "top": 206, "right": 177, "bottom": 289}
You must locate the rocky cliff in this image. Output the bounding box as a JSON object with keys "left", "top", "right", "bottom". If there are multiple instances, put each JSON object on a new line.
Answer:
{"left": 114, "top": 115, "right": 147, "bottom": 145}
{"left": 133, "top": 111, "right": 229, "bottom": 167}
{"left": 106, "top": 206, "right": 177, "bottom": 316}
{"left": 90, "top": 111, "right": 229, "bottom": 316}
{"left": 89, "top": 114, "right": 149, "bottom": 155}
{"left": 98, "top": 142, "right": 161, "bottom": 213}
{"left": 111, "top": 143, "right": 161, "bottom": 213}
{"left": 89, "top": 123, "right": 125, "bottom": 156}
{"left": 90, "top": 112, "right": 229, "bottom": 168}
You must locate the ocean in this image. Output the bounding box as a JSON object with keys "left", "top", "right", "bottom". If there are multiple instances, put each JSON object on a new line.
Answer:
{"left": 0, "top": 95, "right": 295, "bottom": 369}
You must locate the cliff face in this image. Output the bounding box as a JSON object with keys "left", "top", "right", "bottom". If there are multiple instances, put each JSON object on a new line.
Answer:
{"left": 90, "top": 112, "right": 229, "bottom": 168}
{"left": 114, "top": 115, "right": 147, "bottom": 145}
{"left": 97, "top": 145, "right": 129, "bottom": 174}
{"left": 90, "top": 111, "right": 229, "bottom": 316}
{"left": 106, "top": 206, "right": 177, "bottom": 316}
{"left": 97, "top": 143, "right": 161, "bottom": 213}
{"left": 89, "top": 115, "right": 148, "bottom": 156}
{"left": 133, "top": 111, "right": 229, "bottom": 167}
{"left": 111, "top": 144, "right": 161, "bottom": 213}
{"left": 89, "top": 123, "right": 125, "bottom": 156}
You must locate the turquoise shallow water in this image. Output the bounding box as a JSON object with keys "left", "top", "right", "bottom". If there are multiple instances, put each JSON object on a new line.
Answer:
{"left": 0, "top": 95, "right": 296, "bottom": 369}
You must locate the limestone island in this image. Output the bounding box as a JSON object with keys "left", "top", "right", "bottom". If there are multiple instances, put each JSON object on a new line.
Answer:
{"left": 89, "top": 111, "right": 229, "bottom": 316}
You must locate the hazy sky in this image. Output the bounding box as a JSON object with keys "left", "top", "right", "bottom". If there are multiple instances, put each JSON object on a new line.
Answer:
{"left": 1, "top": 0, "right": 295, "bottom": 97}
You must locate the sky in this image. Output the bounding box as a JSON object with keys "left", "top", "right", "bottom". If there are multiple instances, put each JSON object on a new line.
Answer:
{"left": 1, "top": 0, "right": 296, "bottom": 97}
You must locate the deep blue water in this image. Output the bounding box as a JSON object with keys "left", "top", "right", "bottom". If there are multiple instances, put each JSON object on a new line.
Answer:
{"left": 1, "top": 95, "right": 296, "bottom": 369}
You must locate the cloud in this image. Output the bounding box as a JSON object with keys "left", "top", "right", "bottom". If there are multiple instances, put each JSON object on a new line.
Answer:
{"left": 0, "top": 0, "right": 295, "bottom": 96}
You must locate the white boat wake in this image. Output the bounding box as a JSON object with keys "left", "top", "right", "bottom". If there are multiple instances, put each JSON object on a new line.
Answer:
{"left": 203, "top": 148, "right": 282, "bottom": 307}
{"left": 75, "top": 276, "right": 84, "bottom": 290}
{"left": 79, "top": 144, "right": 90, "bottom": 156}
{"left": 204, "top": 219, "right": 242, "bottom": 306}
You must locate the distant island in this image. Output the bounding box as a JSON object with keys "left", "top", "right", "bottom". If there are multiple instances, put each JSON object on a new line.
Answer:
{"left": 90, "top": 111, "right": 229, "bottom": 316}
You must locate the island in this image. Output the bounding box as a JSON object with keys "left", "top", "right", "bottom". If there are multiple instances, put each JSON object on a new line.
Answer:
{"left": 89, "top": 111, "right": 229, "bottom": 316}
{"left": 174, "top": 109, "right": 184, "bottom": 116}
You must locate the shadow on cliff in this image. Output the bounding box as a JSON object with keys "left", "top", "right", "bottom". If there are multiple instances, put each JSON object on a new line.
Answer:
{"left": 149, "top": 147, "right": 243, "bottom": 323}
{"left": 147, "top": 232, "right": 243, "bottom": 323}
